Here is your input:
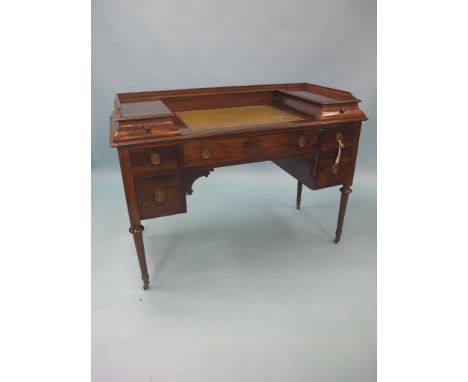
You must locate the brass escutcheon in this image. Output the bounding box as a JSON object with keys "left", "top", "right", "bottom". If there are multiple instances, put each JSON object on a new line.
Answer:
{"left": 150, "top": 152, "right": 161, "bottom": 165}
{"left": 335, "top": 132, "right": 342, "bottom": 143}
{"left": 154, "top": 189, "right": 165, "bottom": 202}
{"left": 331, "top": 164, "right": 340, "bottom": 174}
{"left": 201, "top": 147, "right": 210, "bottom": 159}
{"left": 298, "top": 136, "right": 306, "bottom": 148}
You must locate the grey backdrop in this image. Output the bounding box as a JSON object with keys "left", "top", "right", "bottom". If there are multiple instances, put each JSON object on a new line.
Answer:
{"left": 92, "top": 1, "right": 376, "bottom": 381}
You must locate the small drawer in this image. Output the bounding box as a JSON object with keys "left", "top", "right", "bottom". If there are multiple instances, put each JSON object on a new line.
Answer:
{"left": 319, "top": 128, "right": 354, "bottom": 151}
{"left": 134, "top": 174, "right": 186, "bottom": 220}
{"left": 130, "top": 145, "right": 179, "bottom": 174}
{"left": 317, "top": 147, "right": 352, "bottom": 187}
{"left": 184, "top": 131, "right": 318, "bottom": 167}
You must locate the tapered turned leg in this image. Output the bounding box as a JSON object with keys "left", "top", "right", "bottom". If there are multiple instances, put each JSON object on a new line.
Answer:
{"left": 129, "top": 224, "right": 150, "bottom": 289}
{"left": 334, "top": 186, "right": 352, "bottom": 243}
{"left": 296, "top": 181, "right": 303, "bottom": 210}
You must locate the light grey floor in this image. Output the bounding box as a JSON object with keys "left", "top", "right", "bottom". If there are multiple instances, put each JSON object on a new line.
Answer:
{"left": 92, "top": 162, "right": 376, "bottom": 382}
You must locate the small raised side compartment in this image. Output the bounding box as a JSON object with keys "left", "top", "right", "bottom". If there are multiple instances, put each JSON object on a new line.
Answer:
{"left": 109, "top": 95, "right": 181, "bottom": 146}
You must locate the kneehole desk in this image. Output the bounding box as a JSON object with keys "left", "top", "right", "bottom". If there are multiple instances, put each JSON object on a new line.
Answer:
{"left": 109, "top": 83, "right": 367, "bottom": 289}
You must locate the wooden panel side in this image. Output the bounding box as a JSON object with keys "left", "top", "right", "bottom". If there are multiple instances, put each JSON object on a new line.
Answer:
{"left": 118, "top": 148, "right": 141, "bottom": 225}
{"left": 273, "top": 154, "right": 319, "bottom": 190}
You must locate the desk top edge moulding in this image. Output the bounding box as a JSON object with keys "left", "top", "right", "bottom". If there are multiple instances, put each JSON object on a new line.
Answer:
{"left": 109, "top": 82, "right": 367, "bottom": 289}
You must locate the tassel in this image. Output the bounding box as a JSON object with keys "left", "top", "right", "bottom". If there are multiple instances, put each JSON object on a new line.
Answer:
{"left": 335, "top": 139, "right": 345, "bottom": 165}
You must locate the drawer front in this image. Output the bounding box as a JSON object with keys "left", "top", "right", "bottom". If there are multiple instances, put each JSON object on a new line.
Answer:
{"left": 317, "top": 147, "right": 353, "bottom": 187}
{"left": 319, "top": 128, "right": 354, "bottom": 151}
{"left": 134, "top": 174, "right": 186, "bottom": 220}
{"left": 130, "top": 145, "right": 179, "bottom": 174}
{"left": 184, "top": 131, "right": 318, "bottom": 167}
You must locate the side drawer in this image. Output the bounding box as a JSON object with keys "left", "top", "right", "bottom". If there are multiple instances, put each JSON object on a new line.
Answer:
{"left": 317, "top": 147, "right": 353, "bottom": 187}
{"left": 134, "top": 174, "right": 186, "bottom": 220}
{"left": 184, "top": 131, "right": 318, "bottom": 167}
{"left": 129, "top": 145, "right": 179, "bottom": 174}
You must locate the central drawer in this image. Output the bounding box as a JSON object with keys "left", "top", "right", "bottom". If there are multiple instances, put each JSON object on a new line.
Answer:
{"left": 183, "top": 131, "right": 317, "bottom": 167}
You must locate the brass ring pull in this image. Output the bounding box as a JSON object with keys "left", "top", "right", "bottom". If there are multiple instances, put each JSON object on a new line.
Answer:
{"left": 154, "top": 189, "right": 165, "bottom": 202}
{"left": 298, "top": 136, "right": 306, "bottom": 148}
{"left": 332, "top": 133, "right": 345, "bottom": 174}
{"left": 331, "top": 164, "right": 340, "bottom": 174}
{"left": 150, "top": 153, "right": 161, "bottom": 165}
{"left": 201, "top": 147, "right": 210, "bottom": 160}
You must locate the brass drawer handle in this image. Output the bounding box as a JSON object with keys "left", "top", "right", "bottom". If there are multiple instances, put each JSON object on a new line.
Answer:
{"left": 150, "top": 153, "right": 161, "bottom": 165}
{"left": 201, "top": 147, "right": 210, "bottom": 160}
{"left": 331, "top": 164, "right": 340, "bottom": 174}
{"left": 143, "top": 124, "right": 152, "bottom": 132}
{"left": 298, "top": 136, "right": 306, "bottom": 148}
{"left": 154, "top": 189, "right": 166, "bottom": 202}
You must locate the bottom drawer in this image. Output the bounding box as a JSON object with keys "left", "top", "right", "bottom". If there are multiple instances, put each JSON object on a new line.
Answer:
{"left": 134, "top": 174, "right": 186, "bottom": 219}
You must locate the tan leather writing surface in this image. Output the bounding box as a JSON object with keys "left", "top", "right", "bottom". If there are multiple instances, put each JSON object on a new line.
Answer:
{"left": 176, "top": 105, "right": 304, "bottom": 130}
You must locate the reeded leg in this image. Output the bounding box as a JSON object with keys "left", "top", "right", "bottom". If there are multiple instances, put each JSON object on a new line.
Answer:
{"left": 296, "top": 181, "right": 303, "bottom": 210}
{"left": 129, "top": 224, "right": 150, "bottom": 289}
{"left": 334, "top": 186, "right": 352, "bottom": 243}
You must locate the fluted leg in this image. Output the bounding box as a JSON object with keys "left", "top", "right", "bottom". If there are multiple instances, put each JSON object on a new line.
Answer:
{"left": 129, "top": 224, "right": 150, "bottom": 289}
{"left": 334, "top": 186, "right": 352, "bottom": 243}
{"left": 296, "top": 181, "right": 303, "bottom": 210}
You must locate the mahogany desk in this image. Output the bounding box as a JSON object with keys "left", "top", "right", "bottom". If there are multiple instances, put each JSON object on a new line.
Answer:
{"left": 110, "top": 83, "right": 367, "bottom": 289}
